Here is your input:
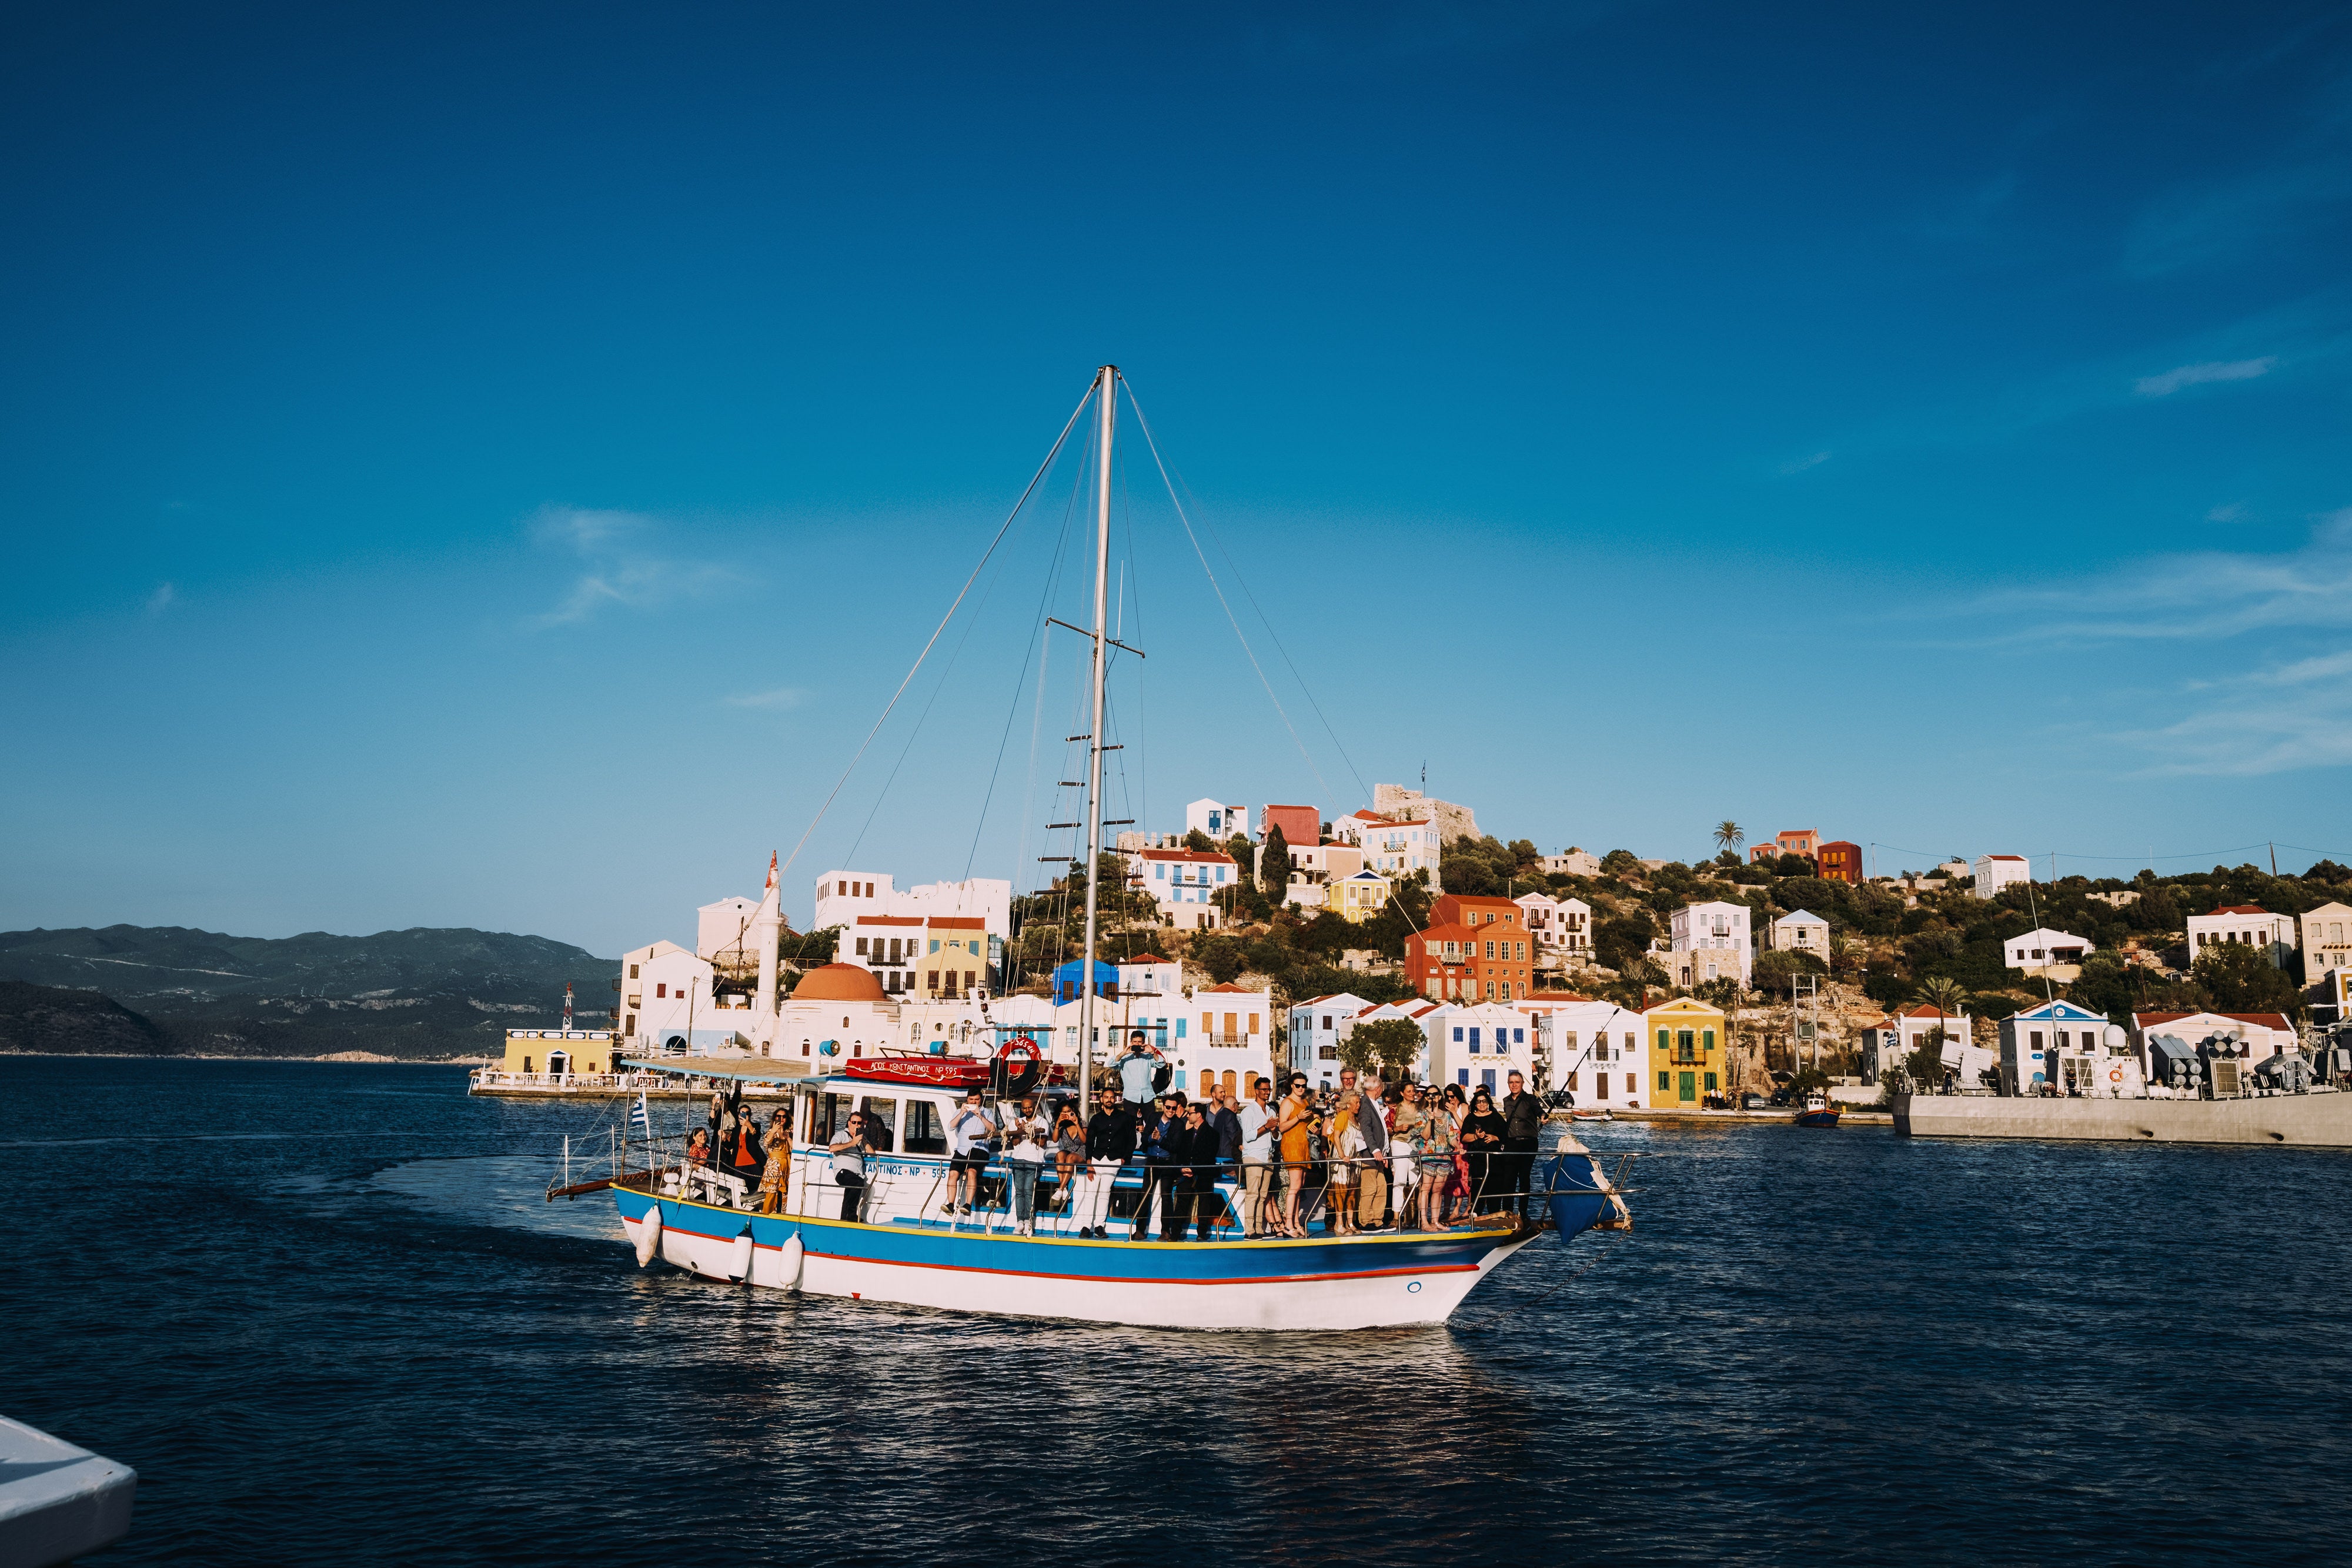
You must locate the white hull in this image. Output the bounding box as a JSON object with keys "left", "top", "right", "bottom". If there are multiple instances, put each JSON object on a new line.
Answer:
{"left": 622, "top": 1208, "right": 1536, "bottom": 1331}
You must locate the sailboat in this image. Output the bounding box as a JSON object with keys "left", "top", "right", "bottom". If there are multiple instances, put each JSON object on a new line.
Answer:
{"left": 595, "top": 366, "right": 1632, "bottom": 1329}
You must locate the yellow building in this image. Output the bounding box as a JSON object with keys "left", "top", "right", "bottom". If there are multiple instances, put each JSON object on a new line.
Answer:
{"left": 1331, "top": 870, "right": 1394, "bottom": 922}
{"left": 1645, "top": 996, "right": 1728, "bottom": 1106}
{"left": 500, "top": 1029, "right": 616, "bottom": 1077}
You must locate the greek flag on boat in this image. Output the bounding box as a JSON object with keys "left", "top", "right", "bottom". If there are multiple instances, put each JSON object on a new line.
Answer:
{"left": 629, "top": 1092, "right": 650, "bottom": 1138}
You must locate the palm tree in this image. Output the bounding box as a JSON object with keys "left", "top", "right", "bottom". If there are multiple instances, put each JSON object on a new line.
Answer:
{"left": 1713, "top": 821, "right": 1745, "bottom": 861}
{"left": 1917, "top": 975, "right": 1966, "bottom": 1052}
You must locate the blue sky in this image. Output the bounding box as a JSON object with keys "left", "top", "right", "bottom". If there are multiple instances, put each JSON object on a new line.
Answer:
{"left": 4, "top": 2, "right": 2348, "bottom": 958}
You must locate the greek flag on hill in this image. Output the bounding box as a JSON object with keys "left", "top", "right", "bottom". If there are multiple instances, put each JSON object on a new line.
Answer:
{"left": 629, "top": 1092, "right": 650, "bottom": 1141}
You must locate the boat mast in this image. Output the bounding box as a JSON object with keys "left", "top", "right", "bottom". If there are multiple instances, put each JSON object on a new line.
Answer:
{"left": 1077, "top": 365, "right": 1117, "bottom": 1108}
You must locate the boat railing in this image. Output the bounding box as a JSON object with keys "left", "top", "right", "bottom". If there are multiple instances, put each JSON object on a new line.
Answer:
{"left": 606, "top": 1123, "right": 1631, "bottom": 1240}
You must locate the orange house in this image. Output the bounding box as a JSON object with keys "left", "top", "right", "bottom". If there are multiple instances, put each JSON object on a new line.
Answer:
{"left": 1408, "top": 898, "right": 1536, "bottom": 1001}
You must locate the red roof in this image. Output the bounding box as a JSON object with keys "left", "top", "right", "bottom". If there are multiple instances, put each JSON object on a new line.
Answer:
{"left": 1524, "top": 991, "right": 1595, "bottom": 1002}
{"left": 2203, "top": 905, "right": 2274, "bottom": 917}
{"left": 1122, "top": 953, "right": 1170, "bottom": 965}
{"left": 1200, "top": 982, "right": 1262, "bottom": 994}
{"left": 1895, "top": 1002, "right": 1967, "bottom": 1019}
{"left": 1984, "top": 854, "right": 2027, "bottom": 862}
{"left": 2131, "top": 1011, "right": 2294, "bottom": 1031}
{"left": 926, "top": 916, "right": 985, "bottom": 930}
{"left": 854, "top": 915, "right": 925, "bottom": 927}
{"left": 1441, "top": 895, "right": 1522, "bottom": 910}
{"left": 1135, "top": 848, "right": 1235, "bottom": 864}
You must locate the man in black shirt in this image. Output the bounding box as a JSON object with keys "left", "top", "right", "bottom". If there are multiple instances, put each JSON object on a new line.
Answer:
{"left": 1501, "top": 1069, "right": 1544, "bottom": 1221}
{"left": 1078, "top": 1086, "right": 1138, "bottom": 1238}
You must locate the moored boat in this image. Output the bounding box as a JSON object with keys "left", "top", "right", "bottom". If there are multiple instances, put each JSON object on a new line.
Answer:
{"left": 1793, "top": 1091, "right": 1840, "bottom": 1128}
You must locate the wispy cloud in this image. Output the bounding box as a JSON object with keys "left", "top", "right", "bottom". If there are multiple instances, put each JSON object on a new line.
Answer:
{"left": 2206, "top": 502, "right": 2250, "bottom": 523}
{"left": 2126, "top": 156, "right": 2352, "bottom": 279}
{"left": 2134, "top": 356, "right": 2278, "bottom": 397}
{"left": 1984, "top": 507, "right": 2352, "bottom": 641}
{"left": 724, "top": 687, "right": 807, "bottom": 710}
{"left": 145, "top": 583, "right": 175, "bottom": 614}
{"left": 1779, "top": 450, "right": 1832, "bottom": 476}
{"left": 1973, "top": 509, "right": 2352, "bottom": 774}
{"left": 2119, "top": 648, "right": 2352, "bottom": 775}
{"left": 529, "top": 504, "right": 737, "bottom": 627}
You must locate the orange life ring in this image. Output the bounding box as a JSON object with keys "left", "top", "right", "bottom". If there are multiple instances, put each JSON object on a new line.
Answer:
{"left": 2109, "top": 1066, "right": 2123, "bottom": 1084}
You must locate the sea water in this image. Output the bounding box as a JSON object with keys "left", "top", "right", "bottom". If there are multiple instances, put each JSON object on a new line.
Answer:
{"left": 2, "top": 1056, "right": 2346, "bottom": 1564}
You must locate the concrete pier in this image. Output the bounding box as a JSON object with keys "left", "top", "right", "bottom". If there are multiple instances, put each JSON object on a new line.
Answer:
{"left": 1894, "top": 1091, "right": 2352, "bottom": 1148}
{"left": 0, "top": 1415, "right": 135, "bottom": 1567}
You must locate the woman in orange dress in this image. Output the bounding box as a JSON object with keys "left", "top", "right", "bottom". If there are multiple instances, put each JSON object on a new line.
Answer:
{"left": 1275, "top": 1074, "right": 1315, "bottom": 1239}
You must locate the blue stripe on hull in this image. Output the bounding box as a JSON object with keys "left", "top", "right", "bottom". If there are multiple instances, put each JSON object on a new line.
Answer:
{"left": 614, "top": 1186, "right": 1518, "bottom": 1285}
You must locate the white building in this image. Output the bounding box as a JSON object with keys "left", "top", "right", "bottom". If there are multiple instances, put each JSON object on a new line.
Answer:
{"left": 1288, "top": 991, "right": 1377, "bottom": 1078}
{"left": 1333, "top": 810, "right": 1442, "bottom": 884}
{"left": 2187, "top": 905, "right": 2298, "bottom": 968}
{"left": 1517, "top": 893, "right": 1593, "bottom": 962}
{"left": 2299, "top": 902, "right": 2352, "bottom": 978}
{"left": 1973, "top": 854, "right": 2032, "bottom": 898}
{"left": 1860, "top": 1002, "right": 1976, "bottom": 1085}
{"left": 696, "top": 895, "right": 764, "bottom": 962}
{"left": 1431, "top": 1003, "right": 1537, "bottom": 1096}
{"left": 837, "top": 913, "right": 928, "bottom": 994}
{"left": 1185, "top": 798, "right": 1250, "bottom": 841}
{"left": 1123, "top": 847, "right": 1240, "bottom": 928}
{"left": 1515, "top": 995, "right": 1643, "bottom": 1101}
{"left": 1998, "top": 1000, "right": 2112, "bottom": 1095}
{"left": 1668, "top": 900, "right": 1753, "bottom": 985}
{"left": 1768, "top": 909, "right": 1832, "bottom": 961}
{"left": 1541, "top": 848, "right": 1601, "bottom": 877}
{"left": 811, "top": 870, "right": 1011, "bottom": 943}
{"left": 2003, "top": 927, "right": 2094, "bottom": 971}
{"left": 616, "top": 940, "right": 719, "bottom": 1053}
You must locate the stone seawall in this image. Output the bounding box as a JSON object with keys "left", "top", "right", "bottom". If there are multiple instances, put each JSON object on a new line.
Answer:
{"left": 1894, "top": 1091, "right": 2352, "bottom": 1148}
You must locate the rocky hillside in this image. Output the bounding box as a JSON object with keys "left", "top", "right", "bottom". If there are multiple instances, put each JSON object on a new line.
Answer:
{"left": 0, "top": 925, "right": 619, "bottom": 1059}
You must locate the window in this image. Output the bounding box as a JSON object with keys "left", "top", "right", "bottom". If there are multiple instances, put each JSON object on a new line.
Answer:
{"left": 1156, "top": 864, "right": 1165, "bottom": 880}
{"left": 1658, "top": 1070, "right": 1671, "bottom": 1090}
{"left": 1319, "top": 1045, "right": 1338, "bottom": 1060}
{"left": 656, "top": 983, "right": 667, "bottom": 998}
{"left": 855, "top": 937, "right": 868, "bottom": 956}
{"left": 1656, "top": 1029, "right": 1669, "bottom": 1052}
{"left": 1452, "top": 1027, "right": 1464, "bottom": 1042}
{"left": 1703, "top": 1029, "right": 1715, "bottom": 1053}
{"left": 1469, "top": 1028, "right": 1482, "bottom": 1052}
{"left": 629, "top": 964, "right": 640, "bottom": 979}
{"left": 1482, "top": 1069, "right": 1496, "bottom": 1092}
{"left": 1513, "top": 1028, "right": 1524, "bottom": 1044}
{"left": 1705, "top": 1072, "right": 1718, "bottom": 1091}
{"left": 902, "top": 1101, "right": 947, "bottom": 1155}
{"left": 1458, "top": 1069, "right": 1470, "bottom": 1085}
{"left": 1217, "top": 867, "right": 1227, "bottom": 882}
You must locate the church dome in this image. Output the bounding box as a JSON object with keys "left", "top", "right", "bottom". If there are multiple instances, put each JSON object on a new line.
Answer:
{"left": 790, "top": 963, "right": 887, "bottom": 1003}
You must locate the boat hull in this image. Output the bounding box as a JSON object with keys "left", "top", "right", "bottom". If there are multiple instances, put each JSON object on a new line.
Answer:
{"left": 612, "top": 1186, "right": 1543, "bottom": 1330}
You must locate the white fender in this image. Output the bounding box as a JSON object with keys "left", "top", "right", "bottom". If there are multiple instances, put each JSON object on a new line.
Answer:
{"left": 777, "top": 1231, "right": 804, "bottom": 1292}
{"left": 634, "top": 1203, "right": 663, "bottom": 1267}
{"left": 730, "top": 1230, "right": 755, "bottom": 1283}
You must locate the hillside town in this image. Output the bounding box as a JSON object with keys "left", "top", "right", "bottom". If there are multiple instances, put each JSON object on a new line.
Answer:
{"left": 519, "top": 786, "right": 2352, "bottom": 1111}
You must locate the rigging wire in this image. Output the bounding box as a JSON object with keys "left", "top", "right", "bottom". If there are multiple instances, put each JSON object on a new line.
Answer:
{"left": 1122, "top": 387, "right": 1345, "bottom": 815}
{"left": 1124, "top": 385, "right": 1371, "bottom": 809}
{"left": 770, "top": 377, "right": 1095, "bottom": 887}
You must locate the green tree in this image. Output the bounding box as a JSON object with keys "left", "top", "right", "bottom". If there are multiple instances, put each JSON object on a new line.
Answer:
{"left": 2191, "top": 942, "right": 2303, "bottom": 1018}
{"left": 1183, "top": 828, "right": 1217, "bottom": 852}
{"left": 1344, "top": 1017, "right": 1428, "bottom": 1083}
{"left": 1261, "top": 823, "right": 1291, "bottom": 900}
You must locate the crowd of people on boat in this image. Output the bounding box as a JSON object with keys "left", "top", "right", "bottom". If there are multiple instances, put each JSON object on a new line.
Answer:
{"left": 684, "top": 1030, "right": 1551, "bottom": 1240}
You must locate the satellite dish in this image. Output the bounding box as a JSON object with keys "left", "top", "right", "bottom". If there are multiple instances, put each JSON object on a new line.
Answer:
{"left": 2102, "top": 1025, "right": 2127, "bottom": 1050}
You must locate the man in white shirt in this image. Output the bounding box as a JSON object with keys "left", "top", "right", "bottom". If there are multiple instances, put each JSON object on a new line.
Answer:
{"left": 1236, "top": 1076, "right": 1277, "bottom": 1238}
{"left": 947, "top": 1089, "right": 995, "bottom": 1218}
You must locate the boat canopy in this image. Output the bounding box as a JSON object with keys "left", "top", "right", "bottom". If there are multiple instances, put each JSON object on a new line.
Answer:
{"left": 620, "top": 1057, "right": 826, "bottom": 1086}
